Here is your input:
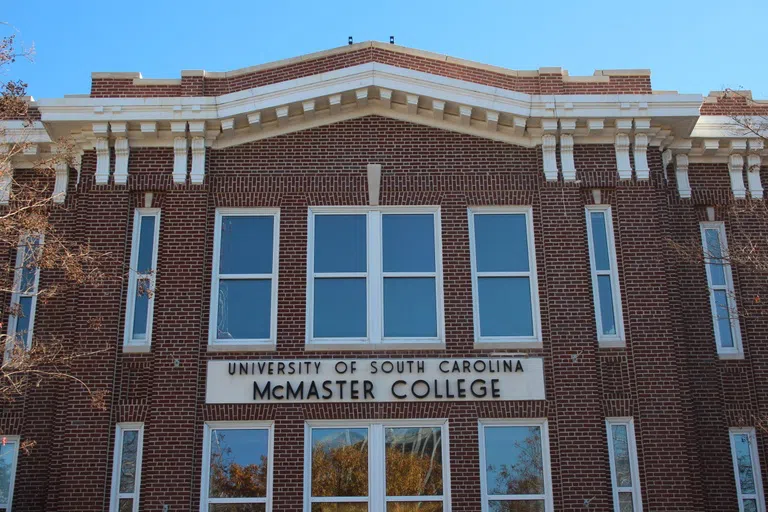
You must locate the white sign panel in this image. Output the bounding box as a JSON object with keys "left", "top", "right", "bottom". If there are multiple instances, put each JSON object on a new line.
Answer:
{"left": 206, "top": 357, "right": 545, "bottom": 403}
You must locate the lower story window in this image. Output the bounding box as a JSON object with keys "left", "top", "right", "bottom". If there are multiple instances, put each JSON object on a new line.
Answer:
{"left": 306, "top": 421, "right": 450, "bottom": 511}
{"left": 0, "top": 436, "right": 20, "bottom": 511}
{"left": 201, "top": 422, "right": 273, "bottom": 512}
{"left": 730, "top": 428, "right": 766, "bottom": 512}
{"left": 110, "top": 423, "right": 144, "bottom": 512}
{"left": 479, "top": 419, "right": 553, "bottom": 512}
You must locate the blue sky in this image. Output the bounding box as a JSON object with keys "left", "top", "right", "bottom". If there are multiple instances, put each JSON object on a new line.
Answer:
{"left": 4, "top": 0, "right": 767, "bottom": 100}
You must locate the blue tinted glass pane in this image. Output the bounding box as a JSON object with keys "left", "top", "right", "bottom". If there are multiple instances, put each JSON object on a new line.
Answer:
{"left": 119, "top": 430, "right": 139, "bottom": 493}
{"left": 219, "top": 216, "right": 274, "bottom": 275}
{"left": 131, "top": 278, "right": 150, "bottom": 339}
{"left": 484, "top": 426, "right": 544, "bottom": 496}
{"left": 216, "top": 279, "right": 271, "bottom": 340}
{"left": 18, "top": 236, "right": 41, "bottom": 294}
{"left": 136, "top": 215, "right": 156, "bottom": 273}
{"left": 383, "top": 277, "right": 437, "bottom": 338}
{"left": 314, "top": 215, "right": 367, "bottom": 273}
{"left": 705, "top": 229, "right": 726, "bottom": 286}
{"left": 714, "top": 290, "right": 734, "bottom": 348}
{"left": 597, "top": 275, "right": 617, "bottom": 336}
{"left": 610, "top": 425, "right": 632, "bottom": 487}
{"left": 14, "top": 296, "right": 33, "bottom": 346}
{"left": 382, "top": 214, "right": 436, "bottom": 272}
{"left": 743, "top": 499, "right": 758, "bottom": 512}
{"left": 478, "top": 277, "right": 533, "bottom": 337}
{"left": 0, "top": 442, "right": 17, "bottom": 504}
{"left": 734, "top": 434, "right": 756, "bottom": 494}
{"left": 474, "top": 214, "right": 529, "bottom": 273}
{"left": 314, "top": 278, "right": 367, "bottom": 338}
{"left": 209, "top": 428, "right": 269, "bottom": 498}
{"left": 590, "top": 212, "right": 611, "bottom": 271}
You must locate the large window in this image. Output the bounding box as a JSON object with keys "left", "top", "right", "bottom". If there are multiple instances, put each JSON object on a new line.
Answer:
{"left": 201, "top": 422, "right": 273, "bottom": 512}
{"left": 729, "top": 428, "right": 766, "bottom": 512}
{"left": 700, "top": 222, "right": 742, "bottom": 357}
{"left": 585, "top": 206, "right": 625, "bottom": 345}
{"left": 606, "top": 418, "right": 643, "bottom": 512}
{"left": 5, "top": 233, "right": 43, "bottom": 355}
{"left": 124, "top": 209, "right": 160, "bottom": 350}
{"left": 209, "top": 209, "right": 280, "bottom": 346}
{"left": 305, "top": 420, "right": 450, "bottom": 511}
{"left": 307, "top": 207, "right": 443, "bottom": 345}
{"left": 110, "top": 423, "right": 144, "bottom": 512}
{"left": 0, "top": 436, "right": 19, "bottom": 511}
{"left": 468, "top": 208, "right": 540, "bottom": 344}
{"left": 478, "top": 419, "right": 553, "bottom": 512}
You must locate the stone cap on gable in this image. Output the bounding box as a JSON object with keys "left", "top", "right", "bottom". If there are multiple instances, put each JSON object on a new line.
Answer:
{"left": 89, "top": 40, "right": 656, "bottom": 98}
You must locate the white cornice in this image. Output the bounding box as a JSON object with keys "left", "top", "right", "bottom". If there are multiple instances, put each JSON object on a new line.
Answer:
{"left": 36, "top": 64, "right": 702, "bottom": 145}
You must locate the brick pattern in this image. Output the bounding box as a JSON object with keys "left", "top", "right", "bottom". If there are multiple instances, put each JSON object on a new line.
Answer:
{"left": 90, "top": 47, "right": 652, "bottom": 98}
{"left": 2, "top": 116, "right": 766, "bottom": 511}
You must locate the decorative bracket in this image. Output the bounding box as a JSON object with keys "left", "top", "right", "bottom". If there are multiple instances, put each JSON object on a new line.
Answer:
{"left": 633, "top": 133, "right": 649, "bottom": 180}
{"left": 112, "top": 122, "right": 129, "bottom": 185}
{"left": 93, "top": 122, "right": 110, "bottom": 184}
{"left": 675, "top": 154, "right": 691, "bottom": 198}
{"left": 747, "top": 139, "right": 764, "bottom": 199}
{"left": 189, "top": 121, "right": 206, "bottom": 185}
{"left": 559, "top": 119, "right": 576, "bottom": 181}
{"left": 171, "top": 121, "right": 188, "bottom": 184}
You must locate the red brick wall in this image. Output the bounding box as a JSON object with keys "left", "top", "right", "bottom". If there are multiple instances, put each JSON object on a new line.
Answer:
{"left": 2, "top": 116, "right": 765, "bottom": 511}
{"left": 90, "top": 47, "right": 652, "bottom": 98}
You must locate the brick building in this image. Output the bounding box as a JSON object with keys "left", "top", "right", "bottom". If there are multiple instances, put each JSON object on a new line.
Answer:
{"left": 1, "top": 41, "right": 768, "bottom": 511}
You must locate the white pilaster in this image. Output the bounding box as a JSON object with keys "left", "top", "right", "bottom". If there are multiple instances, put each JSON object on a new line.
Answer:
{"left": 675, "top": 154, "right": 691, "bottom": 199}
{"left": 728, "top": 153, "right": 746, "bottom": 199}
{"left": 633, "top": 133, "right": 649, "bottom": 180}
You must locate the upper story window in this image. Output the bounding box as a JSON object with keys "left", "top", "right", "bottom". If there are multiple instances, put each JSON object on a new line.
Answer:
{"left": 124, "top": 209, "right": 160, "bottom": 351}
{"left": 0, "top": 435, "right": 20, "bottom": 511}
{"left": 729, "top": 428, "right": 766, "bottom": 512}
{"left": 700, "top": 222, "right": 742, "bottom": 357}
{"left": 606, "top": 418, "right": 643, "bottom": 512}
{"left": 209, "top": 209, "right": 280, "bottom": 347}
{"left": 586, "top": 206, "right": 625, "bottom": 345}
{"left": 468, "top": 207, "right": 541, "bottom": 344}
{"left": 109, "top": 423, "right": 144, "bottom": 512}
{"left": 6, "top": 233, "right": 43, "bottom": 355}
{"left": 307, "top": 207, "right": 443, "bottom": 345}
{"left": 479, "top": 419, "right": 554, "bottom": 512}
{"left": 305, "top": 420, "right": 450, "bottom": 511}
{"left": 200, "top": 422, "right": 273, "bottom": 512}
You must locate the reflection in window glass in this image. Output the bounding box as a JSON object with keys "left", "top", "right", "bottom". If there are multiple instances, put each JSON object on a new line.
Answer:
{"left": 110, "top": 425, "right": 143, "bottom": 512}
{"left": 9, "top": 234, "right": 42, "bottom": 350}
{"left": 217, "top": 280, "right": 272, "bottom": 340}
{"left": 610, "top": 425, "right": 632, "bottom": 488}
{"left": 311, "top": 504, "right": 368, "bottom": 512}
{"left": 119, "top": 430, "right": 139, "bottom": 493}
{"left": 607, "top": 419, "right": 642, "bottom": 512}
{"left": 209, "top": 504, "right": 267, "bottom": 512}
{"left": 208, "top": 429, "right": 269, "bottom": 499}
{"left": 0, "top": 440, "right": 18, "bottom": 507}
{"left": 385, "top": 427, "right": 443, "bottom": 497}
{"left": 386, "top": 503, "right": 443, "bottom": 512}
{"left": 484, "top": 426, "right": 544, "bottom": 496}
{"left": 488, "top": 501, "right": 545, "bottom": 512}
{"left": 311, "top": 428, "right": 369, "bottom": 498}
{"left": 702, "top": 223, "right": 741, "bottom": 355}
{"left": 586, "top": 208, "right": 623, "bottom": 341}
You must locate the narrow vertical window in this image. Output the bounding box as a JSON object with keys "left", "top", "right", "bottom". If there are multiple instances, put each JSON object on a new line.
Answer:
{"left": 606, "top": 418, "right": 643, "bottom": 512}
{"left": 109, "top": 424, "right": 144, "bottom": 512}
{"left": 479, "top": 419, "right": 553, "bottom": 512}
{"left": 6, "top": 233, "right": 43, "bottom": 354}
{"left": 586, "top": 206, "right": 624, "bottom": 344}
{"left": 305, "top": 421, "right": 450, "bottom": 511}
{"left": 201, "top": 422, "right": 273, "bottom": 512}
{"left": 730, "top": 428, "right": 766, "bottom": 512}
{"left": 124, "top": 209, "right": 160, "bottom": 350}
{"left": 701, "top": 222, "right": 742, "bottom": 357}
{"left": 308, "top": 207, "right": 443, "bottom": 345}
{"left": 468, "top": 207, "right": 541, "bottom": 344}
{"left": 210, "top": 209, "right": 280, "bottom": 346}
{"left": 0, "top": 436, "right": 20, "bottom": 511}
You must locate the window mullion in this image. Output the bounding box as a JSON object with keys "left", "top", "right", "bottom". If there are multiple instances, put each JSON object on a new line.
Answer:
{"left": 370, "top": 424, "right": 385, "bottom": 512}
{"left": 369, "top": 212, "right": 382, "bottom": 344}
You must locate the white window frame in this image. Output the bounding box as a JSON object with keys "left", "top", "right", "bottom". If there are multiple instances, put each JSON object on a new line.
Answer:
{"left": 123, "top": 209, "right": 161, "bottom": 351}
{"left": 6, "top": 232, "right": 43, "bottom": 354}
{"left": 209, "top": 208, "right": 280, "bottom": 346}
{"left": 303, "top": 419, "right": 451, "bottom": 511}
{"left": 306, "top": 206, "right": 444, "bottom": 345}
{"left": 701, "top": 222, "right": 743, "bottom": 358}
{"left": 606, "top": 417, "right": 643, "bottom": 512}
{"left": 468, "top": 206, "right": 542, "bottom": 344}
{"left": 0, "top": 435, "right": 20, "bottom": 511}
{"left": 478, "top": 418, "right": 554, "bottom": 512}
{"left": 109, "top": 423, "right": 144, "bottom": 512}
{"left": 200, "top": 421, "right": 274, "bottom": 512}
{"left": 585, "top": 205, "right": 625, "bottom": 345}
{"left": 729, "top": 427, "right": 766, "bottom": 512}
